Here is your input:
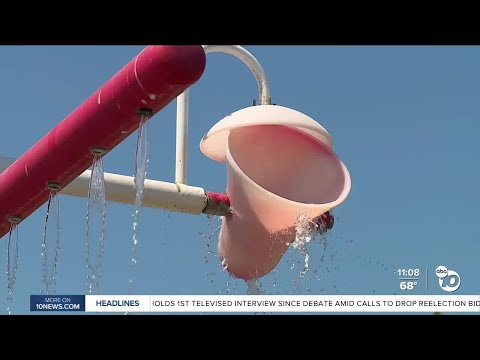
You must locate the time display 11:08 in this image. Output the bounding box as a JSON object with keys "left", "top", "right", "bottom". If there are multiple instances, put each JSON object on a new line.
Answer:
{"left": 396, "top": 269, "right": 420, "bottom": 277}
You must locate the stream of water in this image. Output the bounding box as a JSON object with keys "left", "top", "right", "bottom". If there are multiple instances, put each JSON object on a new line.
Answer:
{"left": 6, "top": 224, "right": 19, "bottom": 314}
{"left": 41, "top": 190, "right": 61, "bottom": 295}
{"left": 85, "top": 155, "right": 107, "bottom": 294}
{"left": 129, "top": 115, "right": 150, "bottom": 290}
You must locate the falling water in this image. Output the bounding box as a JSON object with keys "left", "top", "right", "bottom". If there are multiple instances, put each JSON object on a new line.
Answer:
{"left": 200, "top": 215, "right": 221, "bottom": 264}
{"left": 129, "top": 115, "right": 150, "bottom": 288}
{"left": 41, "top": 190, "right": 61, "bottom": 295}
{"left": 246, "top": 279, "right": 262, "bottom": 295}
{"left": 85, "top": 155, "right": 107, "bottom": 294}
{"left": 291, "top": 211, "right": 316, "bottom": 278}
{"left": 6, "top": 224, "right": 19, "bottom": 314}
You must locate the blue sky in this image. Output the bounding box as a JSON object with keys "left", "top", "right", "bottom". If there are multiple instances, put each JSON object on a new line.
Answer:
{"left": 0, "top": 45, "right": 479, "bottom": 314}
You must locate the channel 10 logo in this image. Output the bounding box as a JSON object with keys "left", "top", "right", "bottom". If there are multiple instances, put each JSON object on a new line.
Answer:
{"left": 436, "top": 265, "right": 461, "bottom": 292}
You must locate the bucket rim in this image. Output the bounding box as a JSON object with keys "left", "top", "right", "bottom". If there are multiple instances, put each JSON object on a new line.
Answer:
{"left": 225, "top": 127, "right": 352, "bottom": 211}
{"left": 200, "top": 105, "right": 333, "bottom": 163}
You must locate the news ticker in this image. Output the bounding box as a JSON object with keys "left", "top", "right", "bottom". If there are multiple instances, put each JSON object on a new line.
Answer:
{"left": 30, "top": 295, "right": 480, "bottom": 313}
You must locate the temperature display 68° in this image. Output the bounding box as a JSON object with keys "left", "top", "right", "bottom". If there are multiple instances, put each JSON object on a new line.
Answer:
{"left": 395, "top": 268, "right": 420, "bottom": 291}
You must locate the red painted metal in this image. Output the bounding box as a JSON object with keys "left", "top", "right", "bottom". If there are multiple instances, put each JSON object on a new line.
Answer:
{"left": 206, "top": 192, "right": 231, "bottom": 207}
{"left": 0, "top": 45, "right": 206, "bottom": 239}
{"left": 204, "top": 191, "right": 231, "bottom": 216}
{"left": 316, "top": 211, "right": 334, "bottom": 233}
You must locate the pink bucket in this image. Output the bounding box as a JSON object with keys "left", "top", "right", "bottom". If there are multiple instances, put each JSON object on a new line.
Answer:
{"left": 201, "top": 105, "right": 351, "bottom": 280}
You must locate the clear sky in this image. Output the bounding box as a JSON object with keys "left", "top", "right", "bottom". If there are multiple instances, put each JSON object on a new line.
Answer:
{"left": 0, "top": 45, "right": 479, "bottom": 315}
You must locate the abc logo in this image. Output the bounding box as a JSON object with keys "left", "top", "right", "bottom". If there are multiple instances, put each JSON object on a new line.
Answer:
{"left": 436, "top": 265, "right": 461, "bottom": 292}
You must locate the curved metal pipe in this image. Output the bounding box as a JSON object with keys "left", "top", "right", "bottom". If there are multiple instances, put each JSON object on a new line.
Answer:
{"left": 175, "top": 45, "right": 272, "bottom": 184}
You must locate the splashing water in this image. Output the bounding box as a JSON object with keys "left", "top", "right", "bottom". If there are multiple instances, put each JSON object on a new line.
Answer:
{"left": 41, "top": 191, "right": 61, "bottom": 295}
{"left": 290, "top": 211, "right": 316, "bottom": 277}
{"left": 6, "top": 224, "right": 19, "bottom": 314}
{"left": 85, "top": 155, "right": 107, "bottom": 294}
{"left": 130, "top": 115, "right": 150, "bottom": 289}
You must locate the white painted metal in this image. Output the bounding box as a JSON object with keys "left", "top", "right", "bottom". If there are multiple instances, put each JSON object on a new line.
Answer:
{"left": 175, "top": 45, "right": 271, "bottom": 184}
{"left": 0, "top": 156, "right": 208, "bottom": 214}
{"left": 175, "top": 88, "right": 189, "bottom": 184}
{"left": 203, "top": 45, "right": 271, "bottom": 106}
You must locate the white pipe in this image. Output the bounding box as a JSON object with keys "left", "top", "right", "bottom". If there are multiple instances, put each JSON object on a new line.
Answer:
{"left": 63, "top": 170, "right": 208, "bottom": 214}
{"left": 175, "top": 89, "right": 189, "bottom": 184}
{"left": 203, "top": 45, "right": 271, "bottom": 105}
{"left": 175, "top": 45, "right": 272, "bottom": 184}
{"left": 0, "top": 156, "right": 208, "bottom": 215}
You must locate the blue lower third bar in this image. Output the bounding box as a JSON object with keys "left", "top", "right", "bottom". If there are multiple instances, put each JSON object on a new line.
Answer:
{"left": 30, "top": 295, "right": 85, "bottom": 312}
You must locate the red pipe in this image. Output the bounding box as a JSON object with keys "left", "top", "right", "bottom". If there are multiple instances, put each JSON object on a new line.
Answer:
{"left": 0, "top": 46, "right": 206, "bottom": 239}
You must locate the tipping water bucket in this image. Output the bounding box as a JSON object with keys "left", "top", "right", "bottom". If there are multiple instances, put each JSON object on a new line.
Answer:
{"left": 201, "top": 105, "right": 351, "bottom": 280}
